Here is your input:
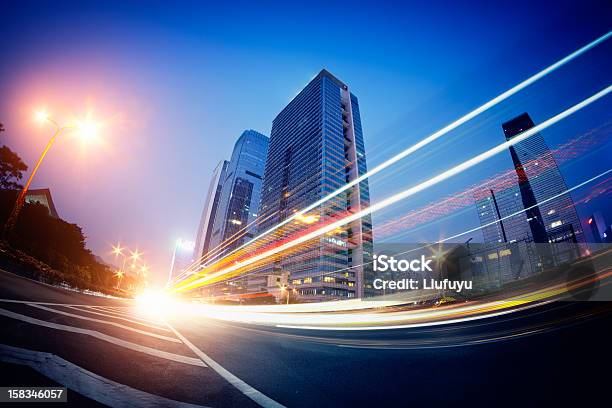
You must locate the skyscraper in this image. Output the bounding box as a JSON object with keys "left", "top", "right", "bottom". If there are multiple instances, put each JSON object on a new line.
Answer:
{"left": 208, "top": 130, "right": 269, "bottom": 257}
{"left": 476, "top": 186, "right": 532, "bottom": 245}
{"left": 256, "top": 69, "right": 373, "bottom": 301}
{"left": 502, "top": 113, "right": 583, "bottom": 253}
{"left": 168, "top": 238, "right": 196, "bottom": 284}
{"left": 194, "top": 160, "right": 229, "bottom": 260}
{"left": 587, "top": 211, "right": 608, "bottom": 243}
{"left": 474, "top": 112, "right": 584, "bottom": 279}
{"left": 475, "top": 186, "right": 542, "bottom": 282}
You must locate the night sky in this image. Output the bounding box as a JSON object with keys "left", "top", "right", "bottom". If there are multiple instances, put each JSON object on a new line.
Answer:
{"left": 1, "top": 1, "right": 610, "bottom": 283}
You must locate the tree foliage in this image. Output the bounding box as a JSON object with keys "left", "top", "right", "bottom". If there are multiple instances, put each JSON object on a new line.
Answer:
{"left": 0, "top": 137, "right": 28, "bottom": 190}
{"left": 0, "top": 189, "right": 117, "bottom": 289}
{"left": 0, "top": 140, "right": 120, "bottom": 293}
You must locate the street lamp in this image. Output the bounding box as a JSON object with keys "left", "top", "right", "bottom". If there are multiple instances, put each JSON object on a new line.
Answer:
{"left": 111, "top": 243, "right": 148, "bottom": 292}
{"left": 112, "top": 243, "right": 124, "bottom": 257}
{"left": 114, "top": 270, "right": 124, "bottom": 289}
{"left": 2, "top": 110, "right": 101, "bottom": 238}
{"left": 112, "top": 242, "right": 129, "bottom": 280}
{"left": 130, "top": 249, "right": 142, "bottom": 262}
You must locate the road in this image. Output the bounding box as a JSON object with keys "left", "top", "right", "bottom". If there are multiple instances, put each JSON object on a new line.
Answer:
{"left": 1, "top": 268, "right": 611, "bottom": 407}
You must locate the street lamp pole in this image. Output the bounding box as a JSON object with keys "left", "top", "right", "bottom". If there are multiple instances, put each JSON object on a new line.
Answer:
{"left": 2, "top": 119, "right": 71, "bottom": 238}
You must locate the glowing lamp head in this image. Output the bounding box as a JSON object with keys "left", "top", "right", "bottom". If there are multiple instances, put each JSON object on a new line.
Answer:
{"left": 588, "top": 218, "right": 593, "bottom": 225}
{"left": 111, "top": 244, "right": 124, "bottom": 256}
{"left": 130, "top": 249, "right": 142, "bottom": 261}
{"left": 75, "top": 119, "right": 101, "bottom": 141}
{"left": 34, "top": 110, "right": 50, "bottom": 124}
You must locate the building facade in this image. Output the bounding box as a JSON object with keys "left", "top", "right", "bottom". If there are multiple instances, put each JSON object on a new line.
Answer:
{"left": 502, "top": 112, "right": 584, "bottom": 249}
{"left": 475, "top": 187, "right": 542, "bottom": 283}
{"left": 208, "top": 130, "right": 269, "bottom": 257}
{"left": 587, "top": 211, "right": 608, "bottom": 243}
{"left": 194, "top": 160, "right": 229, "bottom": 261}
{"left": 25, "top": 188, "right": 59, "bottom": 218}
{"left": 473, "top": 112, "right": 585, "bottom": 284}
{"left": 168, "top": 238, "right": 195, "bottom": 284}
{"left": 255, "top": 69, "right": 373, "bottom": 301}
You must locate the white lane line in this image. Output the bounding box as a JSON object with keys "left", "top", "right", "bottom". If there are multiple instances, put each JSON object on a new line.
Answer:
{"left": 28, "top": 304, "right": 181, "bottom": 343}
{"left": 0, "top": 308, "right": 205, "bottom": 367}
{"left": 166, "top": 322, "right": 285, "bottom": 408}
{"left": 0, "top": 298, "right": 130, "bottom": 308}
{"left": 89, "top": 305, "right": 132, "bottom": 312}
{"left": 87, "top": 305, "right": 132, "bottom": 311}
{"left": 64, "top": 306, "right": 171, "bottom": 332}
{"left": 88, "top": 306, "right": 154, "bottom": 320}
{"left": 0, "top": 343, "right": 209, "bottom": 407}
{"left": 79, "top": 306, "right": 165, "bottom": 325}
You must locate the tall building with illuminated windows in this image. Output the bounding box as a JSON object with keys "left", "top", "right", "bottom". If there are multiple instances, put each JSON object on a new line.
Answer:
{"left": 208, "top": 130, "right": 268, "bottom": 257}
{"left": 502, "top": 113, "right": 583, "bottom": 251}
{"left": 255, "top": 69, "right": 373, "bottom": 301}
{"left": 474, "top": 112, "right": 583, "bottom": 280}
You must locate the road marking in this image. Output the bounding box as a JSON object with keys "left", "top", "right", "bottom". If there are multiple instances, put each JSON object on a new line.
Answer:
{"left": 0, "top": 343, "right": 209, "bottom": 407}
{"left": 0, "top": 298, "right": 130, "bottom": 308}
{"left": 28, "top": 304, "right": 181, "bottom": 343}
{"left": 89, "top": 305, "right": 133, "bottom": 312}
{"left": 64, "top": 306, "right": 171, "bottom": 332}
{"left": 87, "top": 306, "right": 155, "bottom": 320}
{"left": 166, "top": 322, "right": 285, "bottom": 408}
{"left": 79, "top": 305, "right": 165, "bottom": 324}
{"left": 90, "top": 305, "right": 131, "bottom": 309}
{"left": 0, "top": 308, "right": 206, "bottom": 367}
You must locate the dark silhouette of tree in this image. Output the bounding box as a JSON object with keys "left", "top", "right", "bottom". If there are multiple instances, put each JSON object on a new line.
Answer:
{"left": 0, "top": 129, "right": 28, "bottom": 189}
{"left": 0, "top": 138, "right": 118, "bottom": 293}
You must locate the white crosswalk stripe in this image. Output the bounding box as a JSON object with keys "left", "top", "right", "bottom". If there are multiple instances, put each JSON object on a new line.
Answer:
{"left": 0, "top": 307, "right": 206, "bottom": 367}
{"left": 28, "top": 303, "right": 181, "bottom": 343}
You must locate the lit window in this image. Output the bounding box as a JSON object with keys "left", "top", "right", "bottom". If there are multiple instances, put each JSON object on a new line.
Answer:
{"left": 551, "top": 220, "right": 563, "bottom": 228}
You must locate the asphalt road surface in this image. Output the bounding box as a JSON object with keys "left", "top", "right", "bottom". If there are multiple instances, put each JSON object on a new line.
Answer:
{"left": 1, "top": 268, "right": 611, "bottom": 407}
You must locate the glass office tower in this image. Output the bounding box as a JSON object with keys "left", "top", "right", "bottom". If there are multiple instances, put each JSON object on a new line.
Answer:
{"left": 256, "top": 69, "right": 373, "bottom": 301}
{"left": 209, "top": 130, "right": 269, "bottom": 257}
{"left": 502, "top": 113, "right": 584, "bottom": 251}
{"left": 473, "top": 112, "right": 584, "bottom": 281}
{"left": 194, "top": 160, "right": 229, "bottom": 260}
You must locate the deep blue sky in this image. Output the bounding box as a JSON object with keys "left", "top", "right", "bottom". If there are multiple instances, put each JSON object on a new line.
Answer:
{"left": 0, "top": 1, "right": 610, "bottom": 282}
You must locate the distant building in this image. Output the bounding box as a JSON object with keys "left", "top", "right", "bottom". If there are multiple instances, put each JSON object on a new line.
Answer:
{"left": 474, "top": 112, "right": 584, "bottom": 281}
{"left": 476, "top": 186, "right": 532, "bottom": 244}
{"left": 587, "top": 211, "right": 609, "bottom": 243}
{"left": 255, "top": 69, "right": 374, "bottom": 301}
{"left": 194, "top": 160, "right": 229, "bottom": 261}
{"left": 208, "top": 130, "right": 269, "bottom": 257}
{"left": 474, "top": 187, "right": 539, "bottom": 283}
{"left": 25, "top": 188, "right": 59, "bottom": 218}
{"left": 168, "top": 239, "right": 195, "bottom": 284}
{"left": 502, "top": 113, "right": 584, "bottom": 249}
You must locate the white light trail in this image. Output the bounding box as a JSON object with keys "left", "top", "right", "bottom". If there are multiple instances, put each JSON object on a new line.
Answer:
{"left": 177, "top": 32, "right": 611, "bottom": 279}
{"left": 174, "top": 85, "right": 611, "bottom": 292}
{"left": 218, "top": 166, "right": 612, "bottom": 289}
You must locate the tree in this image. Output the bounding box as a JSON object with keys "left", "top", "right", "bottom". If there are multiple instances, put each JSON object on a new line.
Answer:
{"left": 0, "top": 125, "right": 28, "bottom": 190}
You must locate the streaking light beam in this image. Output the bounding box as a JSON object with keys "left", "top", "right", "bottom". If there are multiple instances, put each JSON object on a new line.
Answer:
{"left": 172, "top": 85, "right": 611, "bottom": 293}
{"left": 181, "top": 31, "right": 612, "bottom": 277}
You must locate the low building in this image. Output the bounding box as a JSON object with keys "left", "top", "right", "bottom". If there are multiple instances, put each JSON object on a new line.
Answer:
{"left": 25, "top": 188, "right": 59, "bottom": 218}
